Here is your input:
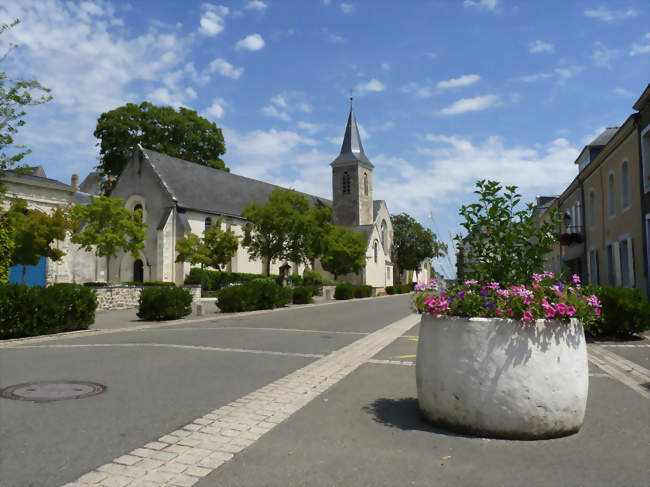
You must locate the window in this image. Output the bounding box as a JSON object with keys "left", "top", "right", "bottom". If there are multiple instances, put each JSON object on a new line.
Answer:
{"left": 608, "top": 172, "right": 615, "bottom": 217}
{"left": 588, "top": 249, "right": 598, "bottom": 285}
{"left": 205, "top": 217, "right": 212, "bottom": 232}
{"left": 606, "top": 243, "right": 615, "bottom": 285}
{"left": 373, "top": 241, "right": 378, "bottom": 263}
{"left": 363, "top": 172, "right": 368, "bottom": 196}
{"left": 133, "top": 203, "right": 143, "bottom": 222}
{"left": 588, "top": 190, "right": 596, "bottom": 228}
{"left": 619, "top": 236, "right": 634, "bottom": 288}
{"left": 342, "top": 172, "right": 351, "bottom": 194}
{"left": 621, "top": 160, "right": 631, "bottom": 210}
{"left": 380, "top": 220, "right": 387, "bottom": 247}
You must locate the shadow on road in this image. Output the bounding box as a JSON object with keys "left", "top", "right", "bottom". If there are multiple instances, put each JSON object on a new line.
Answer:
{"left": 362, "top": 397, "right": 474, "bottom": 439}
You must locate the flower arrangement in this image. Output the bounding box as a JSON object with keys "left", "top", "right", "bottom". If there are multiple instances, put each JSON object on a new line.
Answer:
{"left": 412, "top": 272, "right": 601, "bottom": 326}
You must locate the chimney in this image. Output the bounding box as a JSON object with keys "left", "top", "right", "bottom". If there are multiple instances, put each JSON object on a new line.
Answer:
{"left": 71, "top": 174, "right": 79, "bottom": 190}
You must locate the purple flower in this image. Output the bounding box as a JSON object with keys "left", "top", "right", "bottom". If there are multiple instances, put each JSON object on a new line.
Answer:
{"left": 555, "top": 281, "right": 565, "bottom": 292}
{"left": 480, "top": 290, "right": 490, "bottom": 297}
{"left": 486, "top": 301, "right": 494, "bottom": 309}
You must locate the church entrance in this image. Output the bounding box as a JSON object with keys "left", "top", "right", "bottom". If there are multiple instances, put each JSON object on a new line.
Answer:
{"left": 133, "top": 259, "right": 144, "bottom": 283}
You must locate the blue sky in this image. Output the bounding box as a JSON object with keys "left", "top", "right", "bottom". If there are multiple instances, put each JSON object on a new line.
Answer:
{"left": 2, "top": 0, "right": 649, "bottom": 277}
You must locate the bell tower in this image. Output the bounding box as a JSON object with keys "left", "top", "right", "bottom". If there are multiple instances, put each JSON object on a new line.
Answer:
{"left": 331, "top": 98, "right": 374, "bottom": 227}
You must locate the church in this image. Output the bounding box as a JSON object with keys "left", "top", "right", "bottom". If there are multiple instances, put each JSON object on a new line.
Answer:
{"left": 107, "top": 101, "right": 395, "bottom": 290}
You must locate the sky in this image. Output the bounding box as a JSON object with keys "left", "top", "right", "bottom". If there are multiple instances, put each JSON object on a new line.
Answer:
{"left": 1, "top": 0, "right": 649, "bottom": 278}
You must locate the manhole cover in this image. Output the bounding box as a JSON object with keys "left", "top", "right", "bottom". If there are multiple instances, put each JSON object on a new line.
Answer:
{"left": 0, "top": 381, "right": 106, "bottom": 402}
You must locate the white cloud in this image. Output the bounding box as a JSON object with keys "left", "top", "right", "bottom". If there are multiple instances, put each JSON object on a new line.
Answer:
{"left": 245, "top": 1, "right": 267, "bottom": 10}
{"left": 209, "top": 58, "right": 244, "bottom": 79}
{"left": 322, "top": 28, "right": 345, "bottom": 43}
{"left": 528, "top": 40, "right": 554, "bottom": 53}
{"left": 236, "top": 33, "right": 265, "bottom": 51}
{"left": 340, "top": 3, "right": 356, "bottom": 13}
{"left": 205, "top": 98, "right": 226, "bottom": 118}
{"left": 630, "top": 43, "right": 650, "bottom": 56}
{"left": 297, "top": 121, "right": 324, "bottom": 134}
{"left": 147, "top": 87, "right": 184, "bottom": 108}
{"left": 199, "top": 5, "right": 229, "bottom": 36}
{"left": 261, "top": 105, "right": 291, "bottom": 121}
{"left": 381, "top": 63, "right": 390, "bottom": 71}
{"left": 463, "top": 0, "right": 498, "bottom": 11}
{"left": 584, "top": 5, "right": 638, "bottom": 21}
{"left": 614, "top": 87, "right": 632, "bottom": 97}
{"left": 591, "top": 42, "right": 618, "bottom": 68}
{"left": 518, "top": 72, "right": 554, "bottom": 82}
{"left": 440, "top": 95, "right": 500, "bottom": 115}
{"left": 437, "top": 74, "right": 481, "bottom": 89}
{"left": 185, "top": 87, "right": 198, "bottom": 100}
{"left": 271, "top": 95, "right": 287, "bottom": 108}
{"left": 355, "top": 78, "right": 385, "bottom": 95}
{"left": 554, "top": 65, "right": 584, "bottom": 82}
{"left": 401, "top": 82, "right": 433, "bottom": 98}
{"left": 426, "top": 52, "right": 437, "bottom": 58}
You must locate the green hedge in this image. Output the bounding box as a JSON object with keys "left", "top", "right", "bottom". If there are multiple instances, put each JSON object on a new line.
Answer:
{"left": 386, "top": 284, "right": 411, "bottom": 295}
{"left": 185, "top": 268, "right": 278, "bottom": 293}
{"left": 354, "top": 285, "right": 373, "bottom": 298}
{"left": 292, "top": 287, "right": 313, "bottom": 304}
{"left": 216, "top": 279, "right": 292, "bottom": 312}
{"left": 137, "top": 287, "right": 192, "bottom": 321}
{"left": 122, "top": 281, "right": 175, "bottom": 287}
{"left": 334, "top": 283, "right": 354, "bottom": 300}
{"left": 0, "top": 283, "right": 97, "bottom": 339}
{"left": 291, "top": 274, "right": 304, "bottom": 286}
{"left": 303, "top": 270, "right": 324, "bottom": 287}
{"left": 584, "top": 286, "right": 650, "bottom": 338}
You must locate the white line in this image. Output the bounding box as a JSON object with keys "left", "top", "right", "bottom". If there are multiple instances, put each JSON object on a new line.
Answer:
{"left": 67, "top": 313, "right": 420, "bottom": 487}
{"left": 588, "top": 345, "right": 650, "bottom": 400}
{"left": 601, "top": 344, "right": 650, "bottom": 348}
{"left": 366, "top": 359, "right": 415, "bottom": 366}
{"left": 5, "top": 343, "right": 325, "bottom": 359}
{"left": 130, "top": 326, "right": 369, "bottom": 336}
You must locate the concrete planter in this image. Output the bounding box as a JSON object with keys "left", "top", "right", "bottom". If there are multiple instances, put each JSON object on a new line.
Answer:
{"left": 416, "top": 315, "right": 588, "bottom": 439}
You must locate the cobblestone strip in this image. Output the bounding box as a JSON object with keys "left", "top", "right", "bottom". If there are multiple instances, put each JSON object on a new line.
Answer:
{"left": 601, "top": 343, "right": 650, "bottom": 348}
{"left": 366, "top": 358, "right": 415, "bottom": 366}
{"left": 588, "top": 344, "right": 650, "bottom": 399}
{"left": 65, "top": 314, "right": 420, "bottom": 487}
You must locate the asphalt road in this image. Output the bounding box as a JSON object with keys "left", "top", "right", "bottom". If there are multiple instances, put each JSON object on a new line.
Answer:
{"left": 1, "top": 295, "right": 648, "bottom": 487}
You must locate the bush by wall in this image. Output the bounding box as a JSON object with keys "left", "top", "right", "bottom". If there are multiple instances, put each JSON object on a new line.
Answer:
{"left": 0, "top": 283, "right": 97, "bottom": 339}
{"left": 291, "top": 274, "right": 304, "bottom": 286}
{"left": 585, "top": 286, "right": 650, "bottom": 338}
{"left": 216, "top": 279, "right": 292, "bottom": 312}
{"left": 334, "top": 283, "right": 354, "bottom": 300}
{"left": 185, "top": 268, "right": 278, "bottom": 293}
{"left": 292, "top": 286, "right": 313, "bottom": 304}
{"left": 137, "top": 286, "right": 192, "bottom": 321}
{"left": 354, "top": 285, "right": 373, "bottom": 298}
{"left": 122, "top": 281, "right": 175, "bottom": 287}
{"left": 303, "top": 270, "right": 324, "bottom": 287}
{"left": 386, "top": 284, "right": 411, "bottom": 295}
{"left": 386, "top": 286, "right": 395, "bottom": 295}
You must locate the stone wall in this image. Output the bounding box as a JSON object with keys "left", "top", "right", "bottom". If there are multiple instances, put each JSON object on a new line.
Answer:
{"left": 94, "top": 285, "right": 201, "bottom": 311}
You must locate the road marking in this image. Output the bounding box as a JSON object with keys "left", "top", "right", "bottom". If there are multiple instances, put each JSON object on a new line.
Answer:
{"left": 407, "top": 337, "right": 419, "bottom": 341}
{"left": 367, "top": 359, "right": 415, "bottom": 366}
{"left": 134, "top": 326, "right": 369, "bottom": 336}
{"left": 588, "top": 344, "right": 650, "bottom": 399}
{"left": 390, "top": 354, "right": 417, "bottom": 359}
{"left": 67, "top": 313, "right": 420, "bottom": 487}
{"left": 4, "top": 343, "right": 326, "bottom": 359}
{"left": 601, "top": 343, "right": 650, "bottom": 348}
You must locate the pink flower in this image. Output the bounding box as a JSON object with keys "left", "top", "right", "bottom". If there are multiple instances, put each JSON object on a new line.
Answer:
{"left": 533, "top": 273, "right": 543, "bottom": 282}
{"left": 556, "top": 302, "right": 567, "bottom": 315}
{"left": 465, "top": 280, "right": 478, "bottom": 287}
{"left": 487, "top": 282, "right": 500, "bottom": 290}
{"left": 566, "top": 306, "right": 576, "bottom": 316}
{"left": 522, "top": 311, "right": 533, "bottom": 322}
{"left": 572, "top": 274, "right": 581, "bottom": 284}
{"left": 506, "top": 308, "right": 513, "bottom": 314}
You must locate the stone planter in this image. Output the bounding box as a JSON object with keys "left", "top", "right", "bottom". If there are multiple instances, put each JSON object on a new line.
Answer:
{"left": 416, "top": 315, "right": 588, "bottom": 439}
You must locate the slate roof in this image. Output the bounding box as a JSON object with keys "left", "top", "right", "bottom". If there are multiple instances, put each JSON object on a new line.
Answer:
{"left": 79, "top": 172, "right": 105, "bottom": 195}
{"left": 588, "top": 127, "right": 619, "bottom": 147}
{"left": 141, "top": 148, "right": 331, "bottom": 218}
{"left": 331, "top": 101, "right": 373, "bottom": 167}
{"left": 1, "top": 169, "right": 74, "bottom": 192}
{"left": 373, "top": 200, "right": 386, "bottom": 221}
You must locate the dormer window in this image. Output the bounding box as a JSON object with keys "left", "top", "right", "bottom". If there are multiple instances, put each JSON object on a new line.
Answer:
{"left": 342, "top": 172, "right": 351, "bottom": 194}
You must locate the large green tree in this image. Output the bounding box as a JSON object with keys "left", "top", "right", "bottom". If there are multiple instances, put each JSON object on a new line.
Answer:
{"left": 242, "top": 189, "right": 329, "bottom": 275}
{"left": 0, "top": 20, "right": 52, "bottom": 172}
{"left": 392, "top": 213, "right": 447, "bottom": 284}
{"left": 320, "top": 225, "right": 367, "bottom": 280}
{"left": 94, "top": 101, "right": 228, "bottom": 179}
{"left": 0, "top": 215, "right": 14, "bottom": 283}
{"left": 175, "top": 216, "right": 239, "bottom": 270}
{"left": 70, "top": 196, "right": 147, "bottom": 282}
{"left": 5, "top": 199, "right": 69, "bottom": 284}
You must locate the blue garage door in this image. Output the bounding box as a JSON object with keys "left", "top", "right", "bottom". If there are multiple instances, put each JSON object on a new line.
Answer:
{"left": 8, "top": 256, "right": 47, "bottom": 287}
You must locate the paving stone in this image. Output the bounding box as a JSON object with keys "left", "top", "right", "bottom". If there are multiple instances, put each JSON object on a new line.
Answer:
{"left": 78, "top": 471, "right": 108, "bottom": 484}
{"left": 131, "top": 448, "right": 156, "bottom": 458}
{"left": 135, "top": 459, "right": 164, "bottom": 470}
{"left": 193, "top": 418, "right": 212, "bottom": 425}
{"left": 170, "top": 474, "right": 199, "bottom": 487}
{"left": 178, "top": 438, "right": 201, "bottom": 447}
{"left": 184, "top": 466, "right": 212, "bottom": 478}
{"left": 97, "top": 464, "right": 125, "bottom": 475}
{"left": 143, "top": 470, "right": 176, "bottom": 483}
{"left": 114, "top": 455, "right": 142, "bottom": 466}
{"left": 99, "top": 476, "right": 131, "bottom": 487}
{"left": 158, "top": 462, "right": 188, "bottom": 474}
{"left": 131, "top": 481, "right": 163, "bottom": 487}
{"left": 120, "top": 465, "right": 149, "bottom": 478}
{"left": 183, "top": 424, "right": 201, "bottom": 432}
{"left": 158, "top": 435, "right": 180, "bottom": 444}
{"left": 150, "top": 450, "right": 177, "bottom": 462}
{"left": 165, "top": 444, "right": 191, "bottom": 455}
{"left": 170, "top": 430, "right": 191, "bottom": 438}
{"left": 144, "top": 442, "right": 168, "bottom": 450}
{"left": 174, "top": 455, "right": 203, "bottom": 466}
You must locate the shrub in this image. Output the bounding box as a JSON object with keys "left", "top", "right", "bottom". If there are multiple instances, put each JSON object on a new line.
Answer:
{"left": 303, "top": 270, "right": 324, "bottom": 287}
{"left": 292, "top": 286, "right": 313, "bottom": 304}
{"left": 399, "top": 284, "right": 412, "bottom": 294}
{"left": 586, "top": 286, "right": 650, "bottom": 338}
{"left": 185, "top": 268, "right": 277, "bottom": 293}
{"left": 83, "top": 282, "right": 109, "bottom": 287}
{"left": 290, "top": 274, "right": 304, "bottom": 286}
{"left": 354, "top": 285, "right": 373, "bottom": 298}
{"left": 216, "top": 279, "right": 292, "bottom": 312}
{"left": 122, "top": 281, "right": 175, "bottom": 287}
{"left": 137, "top": 286, "right": 192, "bottom": 321}
{"left": 386, "top": 286, "right": 395, "bottom": 295}
{"left": 334, "top": 283, "right": 354, "bottom": 300}
{"left": 0, "top": 283, "right": 97, "bottom": 339}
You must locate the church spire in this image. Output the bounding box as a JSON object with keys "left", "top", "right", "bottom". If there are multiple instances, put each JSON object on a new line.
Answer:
{"left": 331, "top": 98, "right": 373, "bottom": 167}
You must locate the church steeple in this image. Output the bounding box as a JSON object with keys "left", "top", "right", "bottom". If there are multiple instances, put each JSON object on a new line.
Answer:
{"left": 331, "top": 97, "right": 373, "bottom": 168}
{"left": 330, "top": 99, "right": 374, "bottom": 227}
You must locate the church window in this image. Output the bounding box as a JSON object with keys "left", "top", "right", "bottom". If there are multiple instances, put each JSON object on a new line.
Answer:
{"left": 374, "top": 241, "right": 378, "bottom": 263}
{"left": 205, "top": 217, "right": 212, "bottom": 232}
{"left": 342, "top": 172, "right": 351, "bottom": 194}
{"left": 363, "top": 173, "right": 368, "bottom": 196}
{"left": 380, "top": 220, "right": 387, "bottom": 247}
{"left": 133, "top": 203, "right": 143, "bottom": 222}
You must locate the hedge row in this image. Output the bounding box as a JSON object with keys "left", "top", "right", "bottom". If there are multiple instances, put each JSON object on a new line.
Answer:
{"left": 386, "top": 284, "right": 412, "bottom": 295}
{"left": 334, "top": 284, "right": 373, "bottom": 300}
{"left": 0, "top": 283, "right": 97, "bottom": 339}
{"left": 216, "top": 278, "right": 292, "bottom": 312}
{"left": 185, "top": 268, "right": 277, "bottom": 292}
{"left": 585, "top": 286, "right": 650, "bottom": 338}
{"left": 137, "top": 286, "right": 193, "bottom": 321}
{"left": 292, "top": 286, "right": 313, "bottom": 304}
{"left": 83, "top": 281, "right": 175, "bottom": 287}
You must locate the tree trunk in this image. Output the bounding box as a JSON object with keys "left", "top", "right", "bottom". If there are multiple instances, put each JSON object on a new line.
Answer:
{"left": 265, "top": 258, "right": 271, "bottom": 276}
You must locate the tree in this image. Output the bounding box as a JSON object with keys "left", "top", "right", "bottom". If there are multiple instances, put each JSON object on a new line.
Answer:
{"left": 320, "top": 225, "right": 367, "bottom": 280}
{"left": 0, "top": 215, "right": 14, "bottom": 283}
{"left": 242, "top": 189, "right": 328, "bottom": 275}
{"left": 456, "top": 180, "right": 561, "bottom": 285}
{"left": 0, "top": 20, "right": 52, "bottom": 173}
{"left": 5, "top": 199, "right": 69, "bottom": 284}
{"left": 94, "top": 101, "right": 228, "bottom": 179}
{"left": 392, "top": 213, "right": 447, "bottom": 284}
{"left": 175, "top": 216, "right": 239, "bottom": 270}
{"left": 70, "top": 196, "right": 147, "bottom": 282}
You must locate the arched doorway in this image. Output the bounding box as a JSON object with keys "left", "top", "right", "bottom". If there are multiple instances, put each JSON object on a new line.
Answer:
{"left": 133, "top": 259, "right": 144, "bottom": 283}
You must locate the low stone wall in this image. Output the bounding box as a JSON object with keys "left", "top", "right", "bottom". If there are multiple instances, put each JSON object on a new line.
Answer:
{"left": 94, "top": 285, "right": 201, "bottom": 311}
